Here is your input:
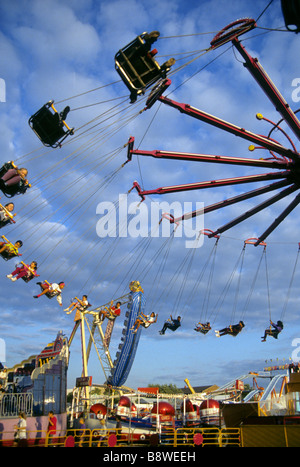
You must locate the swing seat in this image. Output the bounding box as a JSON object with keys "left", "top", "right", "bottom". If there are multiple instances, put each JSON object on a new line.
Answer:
{"left": 45, "top": 292, "right": 56, "bottom": 299}
{"left": 107, "top": 314, "right": 117, "bottom": 321}
{"left": 0, "top": 218, "right": 15, "bottom": 228}
{"left": 115, "top": 31, "right": 175, "bottom": 103}
{"left": 0, "top": 204, "right": 16, "bottom": 227}
{"left": 0, "top": 238, "right": 22, "bottom": 261}
{"left": 77, "top": 303, "right": 91, "bottom": 312}
{"left": 98, "top": 307, "right": 117, "bottom": 322}
{"left": 28, "top": 100, "right": 74, "bottom": 148}
{"left": 0, "top": 250, "right": 21, "bottom": 261}
{"left": 0, "top": 181, "right": 29, "bottom": 198}
{"left": 229, "top": 330, "right": 240, "bottom": 337}
{"left": 165, "top": 321, "right": 180, "bottom": 332}
{"left": 195, "top": 327, "right": 210, "bottom": 335}
{"left": 195, "top": 322, "right": 211, "bottom": 334}
{"left": 21, "top": 273, "right": 40, "bottom": 283}
{"left": 281, "top": 0, "right": 300, "bottom": 32}
{"left": 225, "top": 321, "right": 245, "bottom": 337}
{"left": 0, "top": 162, "right": 30, "bottom": 198}
{"left": 107, "top": 305, "right": 120, "bottom": 320}
{"left": 37, "top": 281, "right": 57, "bottom": 299}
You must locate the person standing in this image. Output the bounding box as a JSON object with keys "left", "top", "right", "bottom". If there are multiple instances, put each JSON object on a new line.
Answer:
{"left": 77, "top": 417, "right": 86, "bottom": 447}
{"left": 47, "top": 411, "right": 57, "bottom": 446}
{"left": 14, "top": 412, "right": 27, "bottom": 447}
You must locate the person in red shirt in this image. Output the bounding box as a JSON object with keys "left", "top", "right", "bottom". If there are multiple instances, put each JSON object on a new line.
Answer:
{"left": 98, "top": 301, "right": 121, "bottom": 322}
{"left": 47, "top": 411, "right": 57, "bottom": 446}
{"left": 7, "top": 261, "right": 38, "bottom": 282}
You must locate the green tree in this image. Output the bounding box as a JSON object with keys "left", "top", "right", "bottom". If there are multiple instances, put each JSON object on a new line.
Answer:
{"left": 148, "top": 383, "right": 183, "bottom": 394}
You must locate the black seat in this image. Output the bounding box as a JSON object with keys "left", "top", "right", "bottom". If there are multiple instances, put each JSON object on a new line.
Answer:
{"left": 28, "top": 100, "right": 74, "bottom": 148}
{"left": 21, "top": 271, "right": 39, "bottom": 283}
{"left": 0, "top": 246, "right": 22, "bottom": 261}
{"left": 281, "top": 0, "right": 300, "bottom": 32}
{"left": 115, "top": 31, "right": 175, "bottom": 102}
{"left": 0, "top": 162, "right": 30, "bottom": 198}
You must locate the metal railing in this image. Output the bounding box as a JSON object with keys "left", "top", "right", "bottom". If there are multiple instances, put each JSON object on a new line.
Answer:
{"left": 0, "top": 393, "right": 33, "bottom": 417}
{"left": 0, "top": 426, "right": 241, "bottom": 447}
{"left": 3, "top": 424, "right": 300, "bottom": 447}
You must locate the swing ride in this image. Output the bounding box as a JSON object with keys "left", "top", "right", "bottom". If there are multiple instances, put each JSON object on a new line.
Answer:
{"left": 0, "top": 2, "right": 300, "bottom": 406}
{"left": 127, "top": 17, "right": 300, "bottom": 247}
{"left": 1, "top": 3, "right": 300, "bottom": 448}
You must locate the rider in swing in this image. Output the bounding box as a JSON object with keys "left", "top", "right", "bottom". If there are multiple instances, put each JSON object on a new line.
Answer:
{"left": 215, "top": 320, "right": 245, "bottom": 337}
{"left": 98, "top": 301, "right": 121, "bottom": 322}
{"left": 7, "top": 261, "right": 38, "bottom": 282}
{"left": 0, "top": 162, "right": 30, "bottom": 197}
{"left": 261, "top": 320, "right": 283, "bottom": 342}
{"left": 130, "top": 311, "right": 158, "bottom": 333}
{"left": 194, "top": 322, "right": 211, "bottom": 334}
{"left": 159, "top": 315, "right": 181, "bottom": 335}
{"left": 64, "top": 295, "right": 90, "bottom": 315}
{"left": 0, "top": 238, "right": 22, "bottom": 260}
{"left": 33, "top": 281, "right": 65, "bottom": 306}
{"left": 0, "top": 201, "right": 16, "bottom": 228}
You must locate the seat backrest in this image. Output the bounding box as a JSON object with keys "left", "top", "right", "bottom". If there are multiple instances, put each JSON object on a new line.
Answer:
{"left": 281, "top": 0, "right": 300, "bottom": 32}
{"left": 29, "top": 106, "right": 66, "bottom": 146}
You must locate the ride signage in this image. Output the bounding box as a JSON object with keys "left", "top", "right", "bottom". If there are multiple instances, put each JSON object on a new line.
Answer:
{"left": 76, "top": 376, "right": 92, "bottom": 387}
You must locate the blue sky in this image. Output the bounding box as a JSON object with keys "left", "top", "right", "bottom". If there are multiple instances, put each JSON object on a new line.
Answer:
{"left": 1, "top": 0, "right": 300, "bottom": 391}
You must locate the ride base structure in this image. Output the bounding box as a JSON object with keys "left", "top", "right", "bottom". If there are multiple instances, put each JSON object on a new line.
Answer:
{"left": 68, "top": 281, "right": 146, "bottom": 405}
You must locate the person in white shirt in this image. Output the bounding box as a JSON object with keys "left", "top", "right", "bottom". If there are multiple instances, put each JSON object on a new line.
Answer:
{"left": 130, "top": 311, "right": 158, "bottom": 333}
{"left": 0, "top": 202, "right": 15, "bottom": 228}
{"left": 64, "top": 295, "right": 90, "bottom": 314}
{"left": 33, "top": 281, "right": 65, "bottom": 306}
{"left": 14, "top": 412, "right": 27, "bottom": 446}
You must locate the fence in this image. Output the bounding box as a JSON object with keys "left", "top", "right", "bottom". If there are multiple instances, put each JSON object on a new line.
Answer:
{"left": 0, "top": 426, "right": 241, "bottom": 447}
{"left": 2, "top": 424, "right": 300, "bottom": 447}
{"left": 0, "top": 393, "right": 33, "bottom": 417}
